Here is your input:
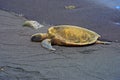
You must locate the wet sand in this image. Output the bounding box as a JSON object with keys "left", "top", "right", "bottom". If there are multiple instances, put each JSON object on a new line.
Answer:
{"left": 0, "top": 0, "right": 120, "bottom": 42}
{"left": 0, "top": 0, "right": 120, "bottom": 80}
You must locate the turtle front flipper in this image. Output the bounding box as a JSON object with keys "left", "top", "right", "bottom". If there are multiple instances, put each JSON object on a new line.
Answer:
{"left": 96, "top": 40, "right": 111, "bottom": 45}
{"left": 41, "top": 39, "right": 56, "bottom": 50}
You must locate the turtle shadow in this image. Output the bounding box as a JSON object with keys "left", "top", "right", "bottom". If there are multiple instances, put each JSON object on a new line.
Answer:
{"left": 58, "top": 43, "right": 95, "bottom": 47}
{"left": 52, "top": 43, "right": 98, "bottom": 54}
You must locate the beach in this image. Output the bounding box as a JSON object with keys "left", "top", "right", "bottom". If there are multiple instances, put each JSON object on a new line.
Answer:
{"left": 0, "top": 0, "right": 120, "bottom": 80}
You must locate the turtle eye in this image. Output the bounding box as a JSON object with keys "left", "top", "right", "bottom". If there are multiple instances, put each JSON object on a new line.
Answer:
{"left": 31, "top": 35, "right": 42, "bottom": 42}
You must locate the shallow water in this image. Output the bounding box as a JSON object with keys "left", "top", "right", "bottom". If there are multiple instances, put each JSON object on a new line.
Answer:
{"left": 90, "top": 0, "right": 120, "bottom": 9}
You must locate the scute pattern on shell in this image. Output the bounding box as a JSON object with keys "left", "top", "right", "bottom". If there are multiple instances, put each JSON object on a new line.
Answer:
{"left": 48, "top": 25, "right": 100, "bottom": 45}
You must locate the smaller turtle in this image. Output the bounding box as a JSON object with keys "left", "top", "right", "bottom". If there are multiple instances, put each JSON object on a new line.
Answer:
{"left": 23, "top": 20, "right": 44, "bottom": 29}
{"left": 23, "top": 21, "right": 110, "bottom": 50}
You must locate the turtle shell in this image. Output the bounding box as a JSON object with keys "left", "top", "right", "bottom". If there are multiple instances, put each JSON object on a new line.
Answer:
{"left": 48, "top": 25, "right": 100, "bottom": 46}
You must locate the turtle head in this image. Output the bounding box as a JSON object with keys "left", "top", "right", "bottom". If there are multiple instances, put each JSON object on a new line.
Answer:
{"left": 31, "top": 33, "right": 48, "bottom": 42}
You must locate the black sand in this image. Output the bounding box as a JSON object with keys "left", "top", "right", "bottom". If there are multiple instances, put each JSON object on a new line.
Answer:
{"left": 0, "top": 0, "right": 120, "bottom": 42}
{"left": 0, "top": 0, "right": 120, "bottom": 80}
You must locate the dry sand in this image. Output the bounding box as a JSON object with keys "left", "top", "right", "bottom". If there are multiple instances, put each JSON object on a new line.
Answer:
{"left": 0, "top": 0, "right": 120, "bottom": 80}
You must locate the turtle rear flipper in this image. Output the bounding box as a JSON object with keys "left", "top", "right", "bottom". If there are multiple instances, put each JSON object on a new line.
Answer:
{"left": 96, "top": 40, "right": 111, "bottom": 45}
{"left": 41, "top": 39, "right": 56, "bottom": 50}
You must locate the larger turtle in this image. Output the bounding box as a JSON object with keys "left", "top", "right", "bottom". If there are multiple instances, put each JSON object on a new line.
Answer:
{"left": 23, "top": 20, "right": 110, "bottom": 50}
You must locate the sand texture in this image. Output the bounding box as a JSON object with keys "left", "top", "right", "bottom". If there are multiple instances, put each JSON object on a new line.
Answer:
{"left": 0, "top": 0, "right": 120, "bottom": 80}
{"left": 0, "top": 9, "right": 120, "bottom": 80}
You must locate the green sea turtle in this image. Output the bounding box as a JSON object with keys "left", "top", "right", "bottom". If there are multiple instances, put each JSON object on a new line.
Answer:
{"left": 23, "top": 20, "right": 110, "bottom": 50}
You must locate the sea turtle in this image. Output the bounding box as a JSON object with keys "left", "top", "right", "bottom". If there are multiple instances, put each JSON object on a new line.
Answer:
{"left": 23, "top": 21, "right": 110, "bottom": 50}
